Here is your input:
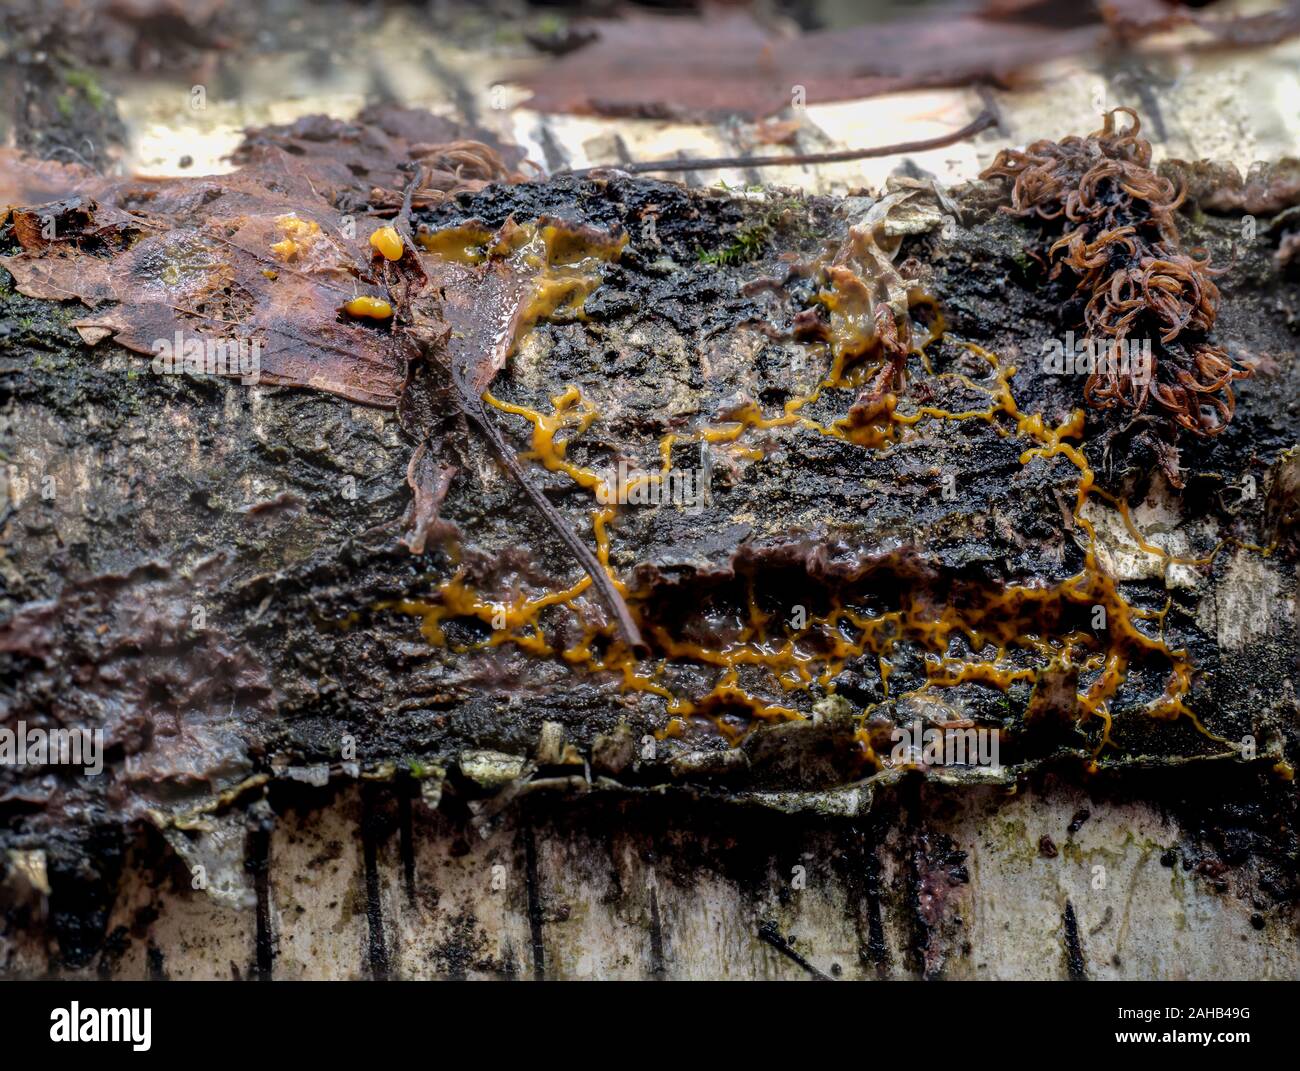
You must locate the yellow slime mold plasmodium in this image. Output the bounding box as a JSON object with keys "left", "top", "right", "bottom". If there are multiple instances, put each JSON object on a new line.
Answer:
{"left": 381, "top": 227, "right": 1269, "bottom": 762}
{"left": 270, "top": 213, "right": 321, "bottom": 260}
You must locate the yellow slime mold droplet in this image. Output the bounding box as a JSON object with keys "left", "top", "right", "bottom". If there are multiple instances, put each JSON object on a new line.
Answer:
{"left": 369, "top": 225, "right": 404, "bottom": 261}
{"left": 343, "top": 296, "right": 393, "bottom": 320}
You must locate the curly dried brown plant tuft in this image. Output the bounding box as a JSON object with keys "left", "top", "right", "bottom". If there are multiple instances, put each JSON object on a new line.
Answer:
{"left": 981, "top": 108, "right": 1250, "bottom": 437}
{"left": 410, "top": 140, "right": 528, "bottom": 200}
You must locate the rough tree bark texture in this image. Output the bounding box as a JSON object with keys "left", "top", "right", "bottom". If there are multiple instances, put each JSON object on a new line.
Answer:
{"left": 1, "top": 168, "right": 1295, "bottom": 978}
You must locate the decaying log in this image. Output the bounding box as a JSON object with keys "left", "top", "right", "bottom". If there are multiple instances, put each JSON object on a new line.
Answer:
{"left": 0, "top": 129, "right": 1296, "bottom": 979}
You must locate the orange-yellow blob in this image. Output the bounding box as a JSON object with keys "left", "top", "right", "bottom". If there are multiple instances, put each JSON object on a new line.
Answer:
{"left": 271, "top": 214, "right": 321, "bottom": 261}
{"left": 343, "top": 295, "right": 393, "bottom": 320}
{"left": 370, "top": 225, "right": 404, "bottom": 261}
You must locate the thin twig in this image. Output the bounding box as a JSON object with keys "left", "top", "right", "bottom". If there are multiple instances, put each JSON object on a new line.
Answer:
{"left": 562, "top": 105, "right": 998, "bottom": 178}
{"left": 454, "top": 376, "right": 647, "bottom": 654}
{"left": 396, "top": 164, "right": 424, "bottom": 236}
{"left": 757, "top": 920, "right": 834, "bottom": 981}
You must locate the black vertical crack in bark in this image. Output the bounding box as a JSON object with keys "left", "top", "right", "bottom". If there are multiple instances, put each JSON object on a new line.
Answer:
{"left": 521, "top": 813, "right": 546, "bottom": 981}
{"left": 360, "top": 785, "right": 391, "bottom": 980}
{"left": 647, "top": 882, "right": 667, "bottom": 980}
{"left": 1063, "top": 900, "right": 1089, "bottom": 980}
{"left": 904, "top": 839, "right": 931, "bottom": 979}
{"left": 899, "top": 783, "right": 936, "bottom": 980}
{"left": 398, "top": 775, "right": 416, "bottom": 906}
{"left": 245, "top": 805, "right": 275, "bottom": 982}
{"left": 863, "top": 842, "right": 890, "bottom": 977}
{"left": 846, "top": 819, "right": 891, "bottom": 978}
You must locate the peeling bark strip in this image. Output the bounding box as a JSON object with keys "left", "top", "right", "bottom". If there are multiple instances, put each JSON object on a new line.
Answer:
{"left": 402, "top": 441, "right": 456, "bottom": 555}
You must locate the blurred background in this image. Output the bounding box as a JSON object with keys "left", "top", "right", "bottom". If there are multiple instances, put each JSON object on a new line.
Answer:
{"left": 2, "top": 0, "right": 1298, "bottom": 193}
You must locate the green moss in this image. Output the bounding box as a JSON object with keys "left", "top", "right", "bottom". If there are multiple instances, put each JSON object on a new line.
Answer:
{"left": 697, "top": 192, "right": 816, "bottom": 268}
{"left": 698, "top": 221, "right": 771, "bottom": 266}
{"left": 61, "top": 68, "right": 109, "bottom": 111}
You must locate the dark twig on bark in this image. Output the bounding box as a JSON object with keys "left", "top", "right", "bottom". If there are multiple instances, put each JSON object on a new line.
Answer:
{"left": 452, "top": 370, "right": 647, "bottom": 654}
{"left": 562, "top": 105, "right": 998, "bottom": 178}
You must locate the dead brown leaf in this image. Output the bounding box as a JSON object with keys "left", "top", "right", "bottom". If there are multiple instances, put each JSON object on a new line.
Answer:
{"left": 0, "top": 111, "right": 652, "bottom": 652}
{"left": 510, "top": 7, "right": 1105, "bottom": 121}
{"left": 0, "top": 107, "right": 522, "bottom": 407}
